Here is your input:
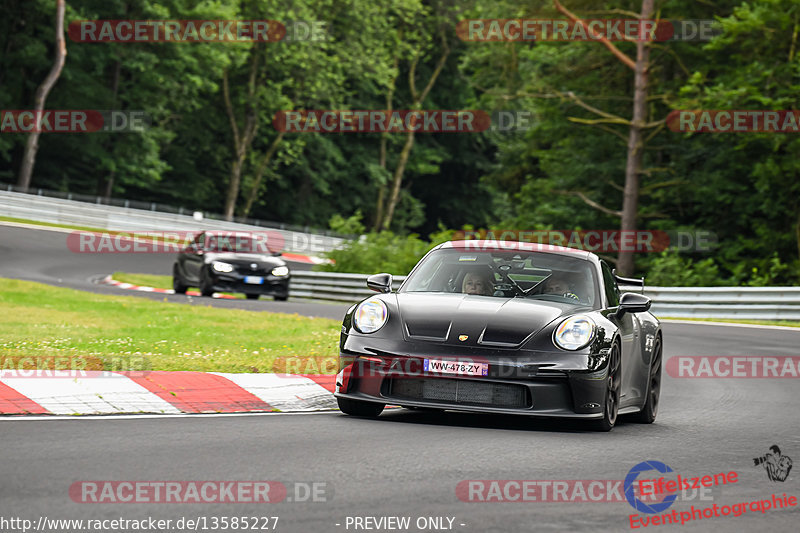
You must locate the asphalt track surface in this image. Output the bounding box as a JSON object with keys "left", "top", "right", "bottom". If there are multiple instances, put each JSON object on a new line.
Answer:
{"left": 0, "top": 224, "right": 350, "bottom": 320}
{"left": 2, "top": 224, "right": 799, "bottom": 532}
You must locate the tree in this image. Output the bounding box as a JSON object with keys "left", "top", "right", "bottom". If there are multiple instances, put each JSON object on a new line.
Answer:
{"left": 553, "top": 0, "right": 655, "bottom": 275}
{"left": 16, "top": 0, "right": 66, "bottom": 190}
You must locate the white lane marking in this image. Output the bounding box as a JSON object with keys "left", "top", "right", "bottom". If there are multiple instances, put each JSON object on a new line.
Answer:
{"left": 662, "top": 319, "right": 800, "bottom": 332}
{"left": 0, "top": 410, "right": 340, "bottom": 421}
{"left": 212, "top": 373, "right": 337, "bottom": 411}
{"left": 0, "top": 372, "right": 182, "bottom": 415}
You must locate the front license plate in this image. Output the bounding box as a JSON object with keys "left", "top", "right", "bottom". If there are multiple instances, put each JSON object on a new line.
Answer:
{"left": 244, "top": 276, "right": 264, "bottom": 284}
{"left": 423, "top": 359, "right": 488, "bottom": 376}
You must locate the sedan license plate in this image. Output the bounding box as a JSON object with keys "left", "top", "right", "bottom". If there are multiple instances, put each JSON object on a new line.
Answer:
{"left": 423, "top": 359, "right": 488, "bottom": 376}
{"left": 244, "top": 276, "right": 264, "bottom": 284}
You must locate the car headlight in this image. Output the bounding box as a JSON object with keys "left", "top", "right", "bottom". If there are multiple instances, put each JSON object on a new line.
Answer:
{"left": 271, "top": 266, "right": 289, "bottom": 277}
{"left": 553, "top": 315, "right": 596, "bottom": 350}
{"left": 211, "top": 261, "right": 234, "bottom": 273}
{"left": 353, "top": 299, "right": 388, "bottom": 334}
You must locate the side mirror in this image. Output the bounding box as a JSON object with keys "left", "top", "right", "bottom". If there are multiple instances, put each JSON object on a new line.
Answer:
{"left": 367, "top": 273, "right": 393, "bottom": 293}
{"left": 616, "top": 292, "right": 651, "bottom": 315}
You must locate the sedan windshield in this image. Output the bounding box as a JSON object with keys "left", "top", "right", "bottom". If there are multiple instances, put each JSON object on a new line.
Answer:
{"left": 400, "top": 248, "right": 599, "bottom": 307}
{"left": 205, "top": 234, "right": 267, "bottom": 253}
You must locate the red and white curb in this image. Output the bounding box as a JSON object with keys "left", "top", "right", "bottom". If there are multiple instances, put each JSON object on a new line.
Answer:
{"left": 281, "top": 253, "right": 332, "bottom": 265}
{"left": 101, "top": 275, "right": 238, "bottom": 299}
{"left": 0, "top": 371, "right": 337, "bottom": 415}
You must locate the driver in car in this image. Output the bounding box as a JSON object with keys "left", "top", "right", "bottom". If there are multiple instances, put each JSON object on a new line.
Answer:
{"left": 542, "top": 275, "right": 580, "bottom": 301}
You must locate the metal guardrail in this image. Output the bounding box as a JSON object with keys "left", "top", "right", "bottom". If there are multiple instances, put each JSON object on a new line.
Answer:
{"left": 290, "top": 271, "right": 406, "bottom": 302}
{"left": 633, "top": 286, "right": 800, "bottom": 320}
{"left": 0, "top": 189, "right": 347, "bottom": 254}
{"left": 2, "top": 184, "right": 351, "bottom": 237}
{"left": 290, "top": 272, "right": 800, "bottom": 320}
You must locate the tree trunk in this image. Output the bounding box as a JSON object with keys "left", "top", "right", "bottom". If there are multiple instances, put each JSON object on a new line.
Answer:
{"left": 103, "top": 172, "right": 114, "bottom": 200}
{"left": 222, "top": 50, "right": 260, "bottom": 221}
{"left": 617, "top": 0, "right": 653, "bottom": 276}
{"left": 373, "top": 56, "right": 400, "bottom": 231}
{"left": 225, "top": 155, "right": 246, "bottom": 221}
{"left": 796, "top": 211, "right": 800, "bottom": 264}
{"left": 379, "top": 33, "right": 450, "bottom": 230}
{"left": 381, "top": 129, "right": 416, "bottom": 230}
{"left": 17, "top": 0, "right": 66, "bottom": 190}
{"left": 242, "top": 130, "right": 286, "bottom": 217}
{"left": 99, "top": 57, "right": 123, "bottom": 198}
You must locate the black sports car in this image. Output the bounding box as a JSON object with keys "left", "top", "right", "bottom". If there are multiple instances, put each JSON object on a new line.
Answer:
{"left": 334, "top": 240, "right": 662, "bottom": 431}
{"left": 172, "top": 231, "right": 290, "bottom": 300}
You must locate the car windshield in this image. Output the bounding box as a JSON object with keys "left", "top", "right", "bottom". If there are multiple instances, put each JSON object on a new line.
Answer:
{"left": 400, "top": 248, "right": 599, "bottom": 307}
{"left": 205, "top": 234, "right": 266, "bottom": 253}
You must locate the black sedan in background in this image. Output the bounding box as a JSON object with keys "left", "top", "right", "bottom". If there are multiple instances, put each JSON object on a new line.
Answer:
{"left": 335, "top": 240, "right": 662, "bottom": 431}
{"left": 172, "top": 231, "right": 290, "bottom": 300}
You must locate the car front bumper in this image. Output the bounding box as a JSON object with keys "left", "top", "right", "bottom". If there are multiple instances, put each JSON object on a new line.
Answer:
{"left": 334, "top": 347, "right": 611, "bottom": 419}
{"left": 207, "top": 273, "right": 290, "bottom": 296}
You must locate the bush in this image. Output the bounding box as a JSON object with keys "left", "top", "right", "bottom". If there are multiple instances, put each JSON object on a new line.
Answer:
{"left": 641, "top": 250, "right": 725, "bottom": 287}
{"left": 319, "top": 213, "right": 456, "bottom": 275}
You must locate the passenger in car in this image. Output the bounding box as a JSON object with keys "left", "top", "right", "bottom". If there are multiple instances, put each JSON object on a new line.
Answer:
{"left": 462, "top": 270, "right": 494, "bottom": 296}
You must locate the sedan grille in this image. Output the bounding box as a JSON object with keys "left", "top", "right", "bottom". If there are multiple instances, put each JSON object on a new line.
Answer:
{"left": 388, "top": 378, "right": 530, "bottom": 408}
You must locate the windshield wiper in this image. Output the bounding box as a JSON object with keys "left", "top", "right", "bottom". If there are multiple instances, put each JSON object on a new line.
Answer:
{"left": 522, "top": 275, "right": 551, "bottom": 296}
{"left": 498, "top": 266, "right": 551, "bottom": 297}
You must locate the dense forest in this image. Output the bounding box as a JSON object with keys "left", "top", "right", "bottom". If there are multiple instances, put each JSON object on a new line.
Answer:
{"left": 1, "top": 0, "right": 799, "bottom": 284}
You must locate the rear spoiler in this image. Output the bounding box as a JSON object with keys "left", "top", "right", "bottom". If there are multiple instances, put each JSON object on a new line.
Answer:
{"left": 612, "top": 269, "right": 645, "bottom": 294}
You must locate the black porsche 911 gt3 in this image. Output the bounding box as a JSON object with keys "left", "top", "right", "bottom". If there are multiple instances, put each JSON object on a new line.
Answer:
{"left": 334, "top": 240, "right": 662, "bottom": 431}
{"left": 172, "top": 231, "right": 290, "bottom": 300}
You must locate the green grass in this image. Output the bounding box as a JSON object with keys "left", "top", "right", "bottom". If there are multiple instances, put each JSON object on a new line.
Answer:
{"left": 112, "top": 271, "right": 172, "bottom": 289}
{"left": 0, "top": 278, "right": 340, "bottom": 373}
{"left": 661, "top": 317, "right": 800, "bottom": 328}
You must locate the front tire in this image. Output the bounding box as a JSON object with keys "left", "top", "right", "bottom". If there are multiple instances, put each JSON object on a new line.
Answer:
{"left": 337, "top": 397, "right": 384, "bottom": 417}
{"left": 246, "top": 294, "right": 259, "bottom": 300}
{"left": 172, "top": 265, "right": 188, "bottom": 294}
{"left": 590, "top": 342, "right": 621, "bottom": 432}
{"left": 199, "top": 269, "right": 215, "bottom": 297}
{"left": 274, "top": 294, "right": 288, "bottom": 301}
{"left": 630, "top": 335, "right": 662, "bottom": 424}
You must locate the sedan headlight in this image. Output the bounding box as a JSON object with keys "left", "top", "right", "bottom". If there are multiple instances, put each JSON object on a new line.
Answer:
{"left": 353, "top": 299, "right": 388, "bottom": 334}
{"left": 553, "top": 315, "right": 596, "bottom": 350}
{"left": 271, "top": 266, "right": 289, "bottom": 277}
{"left": 211, "top": 261, "right": 234, "bottom": 273}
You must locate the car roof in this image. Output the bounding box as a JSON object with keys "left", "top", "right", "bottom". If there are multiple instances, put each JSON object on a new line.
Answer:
{"left": 438, "top": 240, "right": 598, "bottom": 262}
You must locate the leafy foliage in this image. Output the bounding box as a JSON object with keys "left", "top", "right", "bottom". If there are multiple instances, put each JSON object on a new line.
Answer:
{"left": 1, "top": 0, "right": 798, "bottom": 285}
